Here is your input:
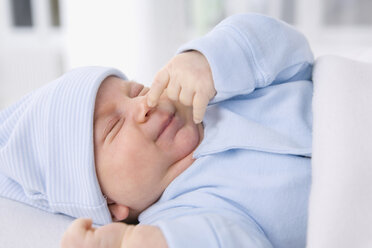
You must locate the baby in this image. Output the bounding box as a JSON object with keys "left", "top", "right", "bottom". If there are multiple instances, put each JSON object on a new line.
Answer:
{"left": 0, "top": 13, "right": 313, "bottom": 248}
{"left": 62, "top": 13, "right": 314, "bottom": 248}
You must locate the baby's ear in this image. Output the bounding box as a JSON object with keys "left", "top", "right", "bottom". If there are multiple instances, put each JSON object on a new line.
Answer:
{"left": 108, "top": 203, "right": 130, "bottom": 222}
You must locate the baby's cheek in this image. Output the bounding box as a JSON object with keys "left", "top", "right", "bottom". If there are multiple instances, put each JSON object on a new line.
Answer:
{"left": 174, "top": 123, "right": 200, "bottom": 158}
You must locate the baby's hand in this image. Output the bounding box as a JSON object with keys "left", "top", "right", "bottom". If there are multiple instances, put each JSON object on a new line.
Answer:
{"left": 60, "top": 218, "right": 128, "bottom": 248}
{"left": 147, "top": 51, "right": 216, "bottom": 123}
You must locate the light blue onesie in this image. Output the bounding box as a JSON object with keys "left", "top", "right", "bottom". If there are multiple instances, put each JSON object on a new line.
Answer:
{"left": 138, "top": 13, "right": 314, "bottom": 248}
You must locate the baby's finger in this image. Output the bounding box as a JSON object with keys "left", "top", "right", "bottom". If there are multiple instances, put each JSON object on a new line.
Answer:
{"left": 61, "top": 218, "right": 93, "bottom": 247}
{"left": 72, "top": 218, "right": 93, "bottom": 232}
{"left": 167, "top": 82, "right": 181, "bottom": 102}
{"left": 139, "top": 86, "right": 150, "bottom": 96}
{"left": 192, "top": 93, "right": 209, "bottom": 124}
{"left": 147, "top": 68, "right": 170, "bottom": 107}
{"left": 179, "top": 87, "right": 194, "bottom": 106}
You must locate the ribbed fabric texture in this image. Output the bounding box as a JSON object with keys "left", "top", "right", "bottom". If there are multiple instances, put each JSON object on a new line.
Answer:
{"left": 0, "top": 66, "right": 126, "bottom": 225}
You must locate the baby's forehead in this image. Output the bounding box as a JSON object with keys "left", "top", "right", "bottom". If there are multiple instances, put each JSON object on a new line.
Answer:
{"left": 96, "top": 77, "right": 129, "bottom": 101}
{"left": 95, "top": 77, "right": 129, "bottom": 113}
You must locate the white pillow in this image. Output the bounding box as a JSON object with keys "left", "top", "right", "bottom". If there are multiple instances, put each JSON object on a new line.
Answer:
{"left": 353, "top": 47, "right": 372, "bottom": 63}
{"left": 0, "top": 197, "right": 73, "bottom": 248}
{"left": 308, "top": 54, "right": 372, "bottom": 248}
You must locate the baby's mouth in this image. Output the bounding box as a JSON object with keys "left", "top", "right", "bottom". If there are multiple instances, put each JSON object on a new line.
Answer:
{"left": 157, "top": 113, "right": 175, "bottom": 140}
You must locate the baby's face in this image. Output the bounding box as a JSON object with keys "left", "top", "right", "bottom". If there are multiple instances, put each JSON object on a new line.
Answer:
{"left": 93, "top": 76, "right": 203, "bottom": 222}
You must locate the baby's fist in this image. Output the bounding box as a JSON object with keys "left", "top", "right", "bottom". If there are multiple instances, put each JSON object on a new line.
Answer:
{"left": 60, "top": 218, "right": 127, "bottom": 248}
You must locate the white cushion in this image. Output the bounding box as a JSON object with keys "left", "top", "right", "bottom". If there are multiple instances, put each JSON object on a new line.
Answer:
{"left": 308, "top": 55, "right": 372, "bottom": 248}
{"left": 0, "top": 197, "right": 72, "bottom": 248}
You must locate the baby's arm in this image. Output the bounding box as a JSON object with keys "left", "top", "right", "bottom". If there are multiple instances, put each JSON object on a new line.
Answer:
{"left": 60, "top": 218, "right": 167, "bottom": 248}
{"left": 147, "top": 13, "right": 313, "bottom": 123}
{"left": 175, "top": 13, "right": 313, "bottom": 104}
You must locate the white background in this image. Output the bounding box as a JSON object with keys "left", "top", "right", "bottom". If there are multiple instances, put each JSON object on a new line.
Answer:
{"left": 1, "top": 0, "right": 372, "bottom": 109}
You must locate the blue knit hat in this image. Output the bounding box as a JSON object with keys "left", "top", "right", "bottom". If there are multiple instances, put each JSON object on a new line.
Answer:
{"left": 0, "top": 67, "right": 127, "bottom": 225}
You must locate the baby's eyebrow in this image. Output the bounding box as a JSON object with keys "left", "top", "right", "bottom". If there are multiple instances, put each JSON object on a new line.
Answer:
{"left": 102, "top": 114, "right": 120, "bottom": 140}
{"left": 94, "top": 81, "right": 132, "bottom": 143}
{"left": 94, "top": 104, "right": 116, "bottom": 144}
{"left": 94, "top": 101, "right": 111, "bottom": 126}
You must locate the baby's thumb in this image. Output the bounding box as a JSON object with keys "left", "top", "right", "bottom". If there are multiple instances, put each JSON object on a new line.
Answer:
{"left": 73, "top": 218, "right": 93, "bottom": 231}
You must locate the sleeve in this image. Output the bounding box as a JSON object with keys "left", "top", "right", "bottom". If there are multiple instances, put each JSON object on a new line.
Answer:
{"left": 150, "top": 213, "right": 273, "bottom": 248}
{"left": 176, "top": 13, "right": 314, "bottom": 104}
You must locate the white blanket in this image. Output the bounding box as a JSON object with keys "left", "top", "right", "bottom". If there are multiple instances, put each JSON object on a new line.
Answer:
{"left": 0, "top": 196, "right": 72, "bottom": 248}
{"left": 307, "top": 55, "right": 372, "bottom": 248}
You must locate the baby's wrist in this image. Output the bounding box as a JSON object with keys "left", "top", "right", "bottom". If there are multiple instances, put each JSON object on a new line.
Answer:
{"left": 121, "top": 225, "right": 167, "bottom": 248}
{"left": 120, "top": 224, "right": 135, "bottom": 248}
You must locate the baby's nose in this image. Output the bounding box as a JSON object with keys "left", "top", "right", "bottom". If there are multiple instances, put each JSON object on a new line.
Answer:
{"left": 135, "top": 96, "right": 155, "bottom": 123}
